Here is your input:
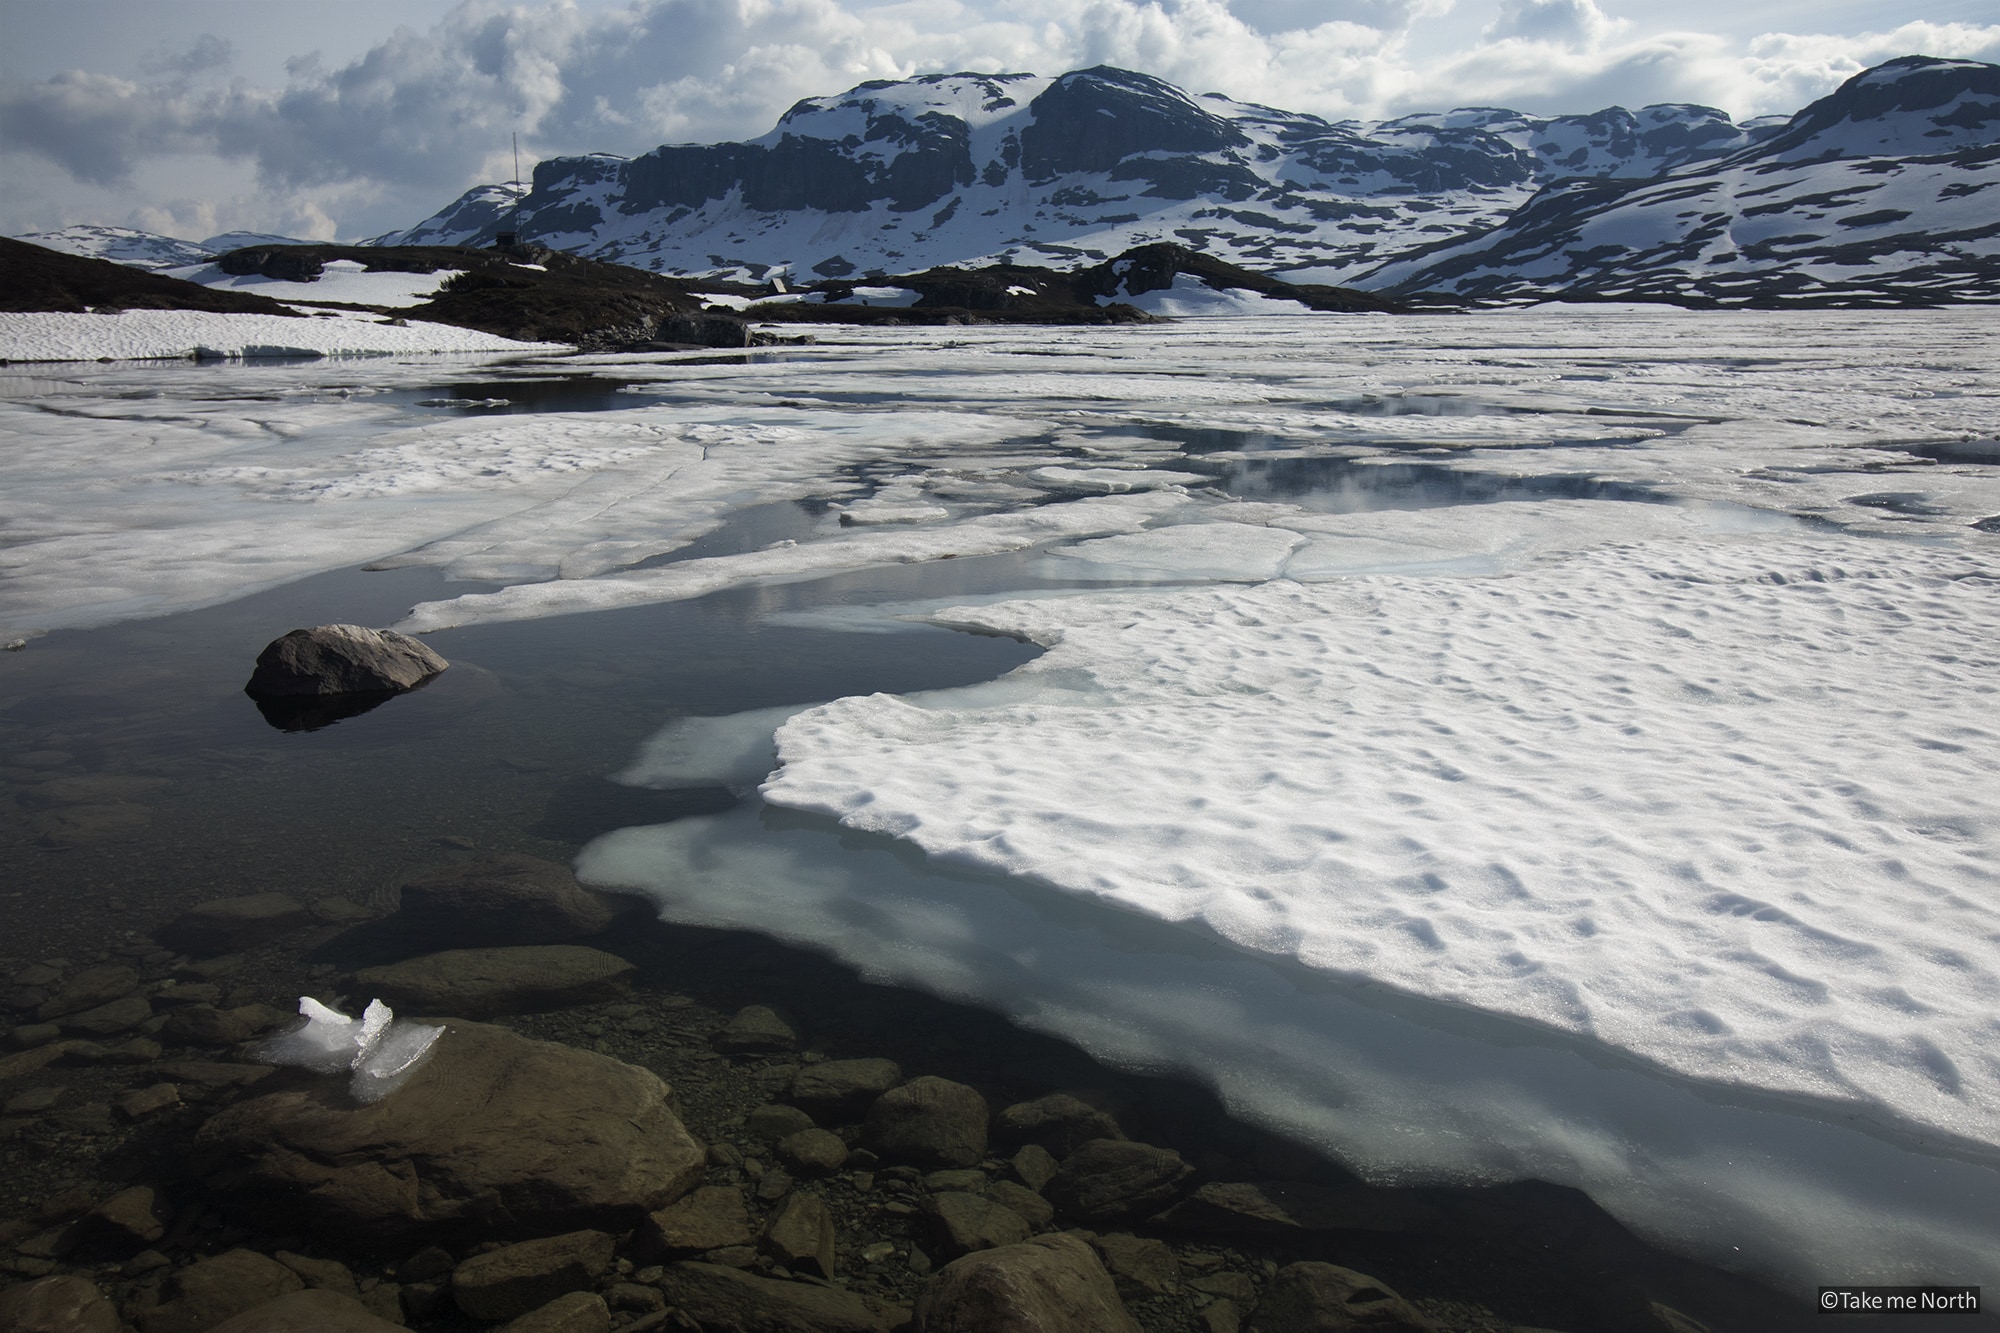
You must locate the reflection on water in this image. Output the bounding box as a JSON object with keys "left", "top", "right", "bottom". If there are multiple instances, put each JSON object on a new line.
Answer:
{"left": 1198, "top": 453, "right": 1671, "bottom": 513}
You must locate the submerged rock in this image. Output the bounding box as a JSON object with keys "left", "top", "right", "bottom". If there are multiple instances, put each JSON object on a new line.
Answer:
{"left": 390, "top": 854, "right": 636, "bottom": 949}
{"left": 861, "top": 1075, "right": 989, "bottom": 1169}
{"left": 914, "top": 1232, "right": 1141, "bottom": 1333}
{"left": 1047, "top": 1138, "right": 1193, "bottom": 1224}
{"left": 196, "top": 1020, "right": 704, "bottom": 1247}
{"left": 245, "top": 624, "right": 447, "bottom": 699}
{"left": 0, "top": 1274, "right": 120, "bottom": 1333}
{"left": 159, "top": 894, "right": 311, "bottom": 956}
{"left": 1244, "top": 1262, "right": 1434, "bottom": 1331}
{"left": 654, "top": 1262, "right": 902, "bottom": 1332}
{"left": 204, "top": 1288, "right": 407, "bottom": 1333}
{"left": 353, "top": 945, "right": 636, "bottom": 1018}
{"left": 450, "top": 1230, "right": 616, "bottom": 1320}
{"left": 135, "top": 1249, "right": 304, "bottom": 1333}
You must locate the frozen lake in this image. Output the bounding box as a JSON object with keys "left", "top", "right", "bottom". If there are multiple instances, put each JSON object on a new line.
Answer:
{"left": 3, "top": 308, "right": 1998, "bottom": 1294}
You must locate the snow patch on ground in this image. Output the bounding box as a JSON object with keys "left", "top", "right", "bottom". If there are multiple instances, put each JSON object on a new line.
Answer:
{"left": 166, "top": 259, "right": 465, "bottom": 307}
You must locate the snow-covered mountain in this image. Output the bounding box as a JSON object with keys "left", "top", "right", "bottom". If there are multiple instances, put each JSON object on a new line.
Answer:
{"left": 12, "top": 225, "right": 318, "bottom": 273}
{"left": 13, "top": 225, "right": 219, "bottom": 272}
{"left": 377, "top": 66, "right": 1784, "bottom": 287}
{"left": 365, "top": 183, "right": 526, "bottom": 247}
{"left": 1369, "top": 56, "right": 2000, "bottom": 304}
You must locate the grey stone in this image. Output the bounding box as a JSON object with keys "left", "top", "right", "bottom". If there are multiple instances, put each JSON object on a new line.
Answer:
{"left": 4, "top": 1085, "right": 61, "bottom": 1115}
{"left": 390, "top": 855, "right": 634, "bottom": 950}
{"left": 353, "top": 945, "right": 635, "bottom": 1018}
{"left": 497, "top": 1292, "right": 611, "bottom": 1333}
{"left": 55, "top": 994, "right": 152, "bottom": 1036}
{"left": 925, "top": 1191, "right": 1032, "bottom": 1258}
{"left": 1011, "top": 1143, "right": 1059, "bottom": 1193}
{"left": 136, "top": 1249, "right": 304, "bottom": 1333}
{"left": 245, "top": 624, "right": 447, "bottom": 698}
{"left": 158, "top": 894, "right": 311, "bottom": 956}
{"left": 1047, "top": 1139, "right": 1193, "bottom": 1224}
{"left": 452, "top": 1230, "right": 616, "bottom": 1320}
{"left": 1193, "top": 1272, "right": 1259, "bottom": 1304}
{"left": 1202, "top": 1299, "right": 1245, "bottom": 1333}
{"left": 646, "top": 1185, "right": 755, "bottom": 1254}
{"left": 33, "top": 965, "right": 138, "bottom": 1022}
{"left": 787, "top": 1057, "right": 902, "bottom": 1120}
{"left": 197, "top": 1020, "right": 705, "bottom": 1247}
{"left": 1091, "top": 1232, "right": 1180, "bottom": 1299}
{"left": 87, "top": 1185, "right": 168, "bottom": 1244}
{"left": 762, "top": 1191, "right": 837, "bottom": 1279}
{"left": 993, "top": 1093, "right": 1124, "bottom": 1157}
{"left": 987, "top": 1180, "right": 1055, "bottom": 1230}
{"left": 712, "top": 1005, "right": 797, "bottom": 1054}
{"left": 204, "top": 1289, "right": 407, "bottom": 1333}
{"left": 914, "top": 1232, "right": 1141, "bottom": 1333}
{"left": 745, "top": 1102, "right": 815, "bottom": 1142}
{"left": 655, "top": 1262, "right": 902, "bottom": 1332}
{"left": 113, "top": 1083, "right": 180, "bottom": 1120}
{"left": 162, "top": 1002, "right": 281, "bottom": 1046}
{"left": 775, "top": 1127, "right": 849, "bottom": 1175}
{"left": 862, "top": 1075, "right": 988, "bottom": 1169}
{"left": 0, "top": 1275, "right": 119, "bottom": 1333}
{"left": 1245, "top": 1262, "right": 1434, "bottom": 1332}
{"left": 273, "top": 1251, "right": 360, "bottom": 1298}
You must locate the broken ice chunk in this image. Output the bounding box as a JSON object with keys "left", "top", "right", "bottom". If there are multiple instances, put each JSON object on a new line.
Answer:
{"left": 253, "top": 995, "right": 367, "bottom": 1074}
{"left": 349, "top": 1018, "right": 445, "bottom": 1103}
{"left": 252, "top": 996, "right": 445, "bottom": 1101}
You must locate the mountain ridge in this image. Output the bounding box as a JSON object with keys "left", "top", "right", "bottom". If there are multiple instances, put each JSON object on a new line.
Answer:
{"left": 16, "top": 56, "right": 1997, "bottom": 308}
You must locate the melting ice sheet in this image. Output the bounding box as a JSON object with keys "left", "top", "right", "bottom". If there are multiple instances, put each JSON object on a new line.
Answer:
{"left": 581, "top": 520, "right": 2000, "bottom": 1291}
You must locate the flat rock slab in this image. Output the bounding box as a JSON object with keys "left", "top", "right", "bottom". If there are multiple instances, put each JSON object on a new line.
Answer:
{"left": 453, "top": 1230, "right": 616, "bottom": 1320}
{"left": 159, "top": 894, "right": 311, "bottom": 956}
{"left": 915, "top": 1232, "right": 1141, "bottom": 1333}
{"left": 655, "top": 1262, "right": 903, "bottom": 1332}
{"left": 788, "top": 1057, "right": 902, "bottom": 1121}
{"left": 390, "top": 854, "right": 634, "bottom": 949}
{"left": 497, "top": 1292, "right": 610, "bottom": 1333}
{"left": 205, "top": 1289, "right": 407, "bottom": 1333}
{"left": 195, "top": 1020, "right": 704, "bottom": 1248}
{"left": 352, "top": 945, "right": 635, "bottom": 1018}
{"left": 245, "top": 624, "right": 447, "bottom": 698}
{"left": 0, "top": 1274, "right": 120, "bottom": 1333}
{"left": 136, "top": 1249, "right": 304, "bottom": 1333}
{"left": 1244, "top": 1262, "right": 1434, "bottom": 1332}
{"left": 646, "top": 1184, "right": 755, "bottom": 1254}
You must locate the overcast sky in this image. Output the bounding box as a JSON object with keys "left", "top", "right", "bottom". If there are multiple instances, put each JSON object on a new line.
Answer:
{"left": 4, "top": 0, "right": 1996, "bottom": 243}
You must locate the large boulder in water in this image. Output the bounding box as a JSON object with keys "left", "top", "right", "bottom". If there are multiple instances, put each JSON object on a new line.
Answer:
{"left": 244, "top": 624, "right": 447, "bottom": 698}
{"left": 194, "top": 1020, "right": 705, "bottom": 1249}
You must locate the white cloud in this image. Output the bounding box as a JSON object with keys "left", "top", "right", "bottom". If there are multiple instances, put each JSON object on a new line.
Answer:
{"left": 1, "top": 0, "right": 1995, "bottom": 240}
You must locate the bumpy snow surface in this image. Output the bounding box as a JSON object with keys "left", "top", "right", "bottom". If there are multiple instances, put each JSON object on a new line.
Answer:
{"left": 0, "top": 310, "right": 564, "bottom": 362}
{"left": 5, "top": 311, "right": 1998, "bottom": 1289}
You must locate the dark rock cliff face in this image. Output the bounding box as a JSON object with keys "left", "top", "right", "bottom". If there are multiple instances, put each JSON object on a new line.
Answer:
{"left": 1018, "top": 67, "right": 1248, "bottom": 180}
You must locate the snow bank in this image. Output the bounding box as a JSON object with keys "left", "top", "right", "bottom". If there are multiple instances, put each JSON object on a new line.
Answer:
{"left": 0, "top": 310, "right": 564, "bottom": 362}
{"left": 167, "top": 258, "right": 464, "bottom": 308}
